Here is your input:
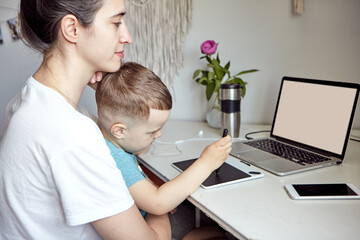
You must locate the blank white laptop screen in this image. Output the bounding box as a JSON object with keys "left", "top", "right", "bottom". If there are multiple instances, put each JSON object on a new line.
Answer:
{"left": 272, "top": 80, "right": 358, "bottom": 155}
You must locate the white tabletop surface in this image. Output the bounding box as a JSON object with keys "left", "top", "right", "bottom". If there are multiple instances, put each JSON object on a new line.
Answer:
{"left": 138, "top": 120, "right": 360, "bottom": 240}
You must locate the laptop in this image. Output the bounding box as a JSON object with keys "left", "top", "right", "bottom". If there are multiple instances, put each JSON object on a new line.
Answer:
{"left": 230, "top": 76, "right": 360, "bottom": 176}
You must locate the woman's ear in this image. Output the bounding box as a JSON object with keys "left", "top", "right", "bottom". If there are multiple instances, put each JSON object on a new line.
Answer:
{"left": 111, "top": 123, "right": 127, "bottom": 139}
{"left": 60, "top": 14, "right": 80, "bottom": 43}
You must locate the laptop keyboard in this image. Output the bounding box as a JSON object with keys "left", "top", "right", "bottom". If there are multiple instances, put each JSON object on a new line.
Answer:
{"left": 244, "top": 139, "right": 331, "bottom": 165}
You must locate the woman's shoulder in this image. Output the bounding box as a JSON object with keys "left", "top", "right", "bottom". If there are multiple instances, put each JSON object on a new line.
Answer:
{"left": 66, "top": 108, "right": 103, "bottom": 142}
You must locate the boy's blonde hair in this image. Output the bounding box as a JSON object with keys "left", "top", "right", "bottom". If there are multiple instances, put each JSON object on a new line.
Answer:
{"left": 96, "top": 62, "right": 172, "bottom": 130}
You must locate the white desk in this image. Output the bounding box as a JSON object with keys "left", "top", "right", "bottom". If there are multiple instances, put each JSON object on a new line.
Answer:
{"left": 138, "top": 121, "right": 360, "bottom": 240}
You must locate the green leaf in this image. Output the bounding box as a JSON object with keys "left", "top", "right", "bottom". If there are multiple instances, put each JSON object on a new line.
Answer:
{"left": 206, "top": 82, "right": 216, "bottom": 101}
{"left": 207, "top": 71, "right": 215, "bottom": 82}
{"left": 213, "top": 65, "right": 225, "bottom": 81}
{"left": 215, "top": 79, "right": 221, "bottom": 93}
{"left": 214, "top": 80, "right": 222, "bottom": 103}
{"left": 224, "top": 77, "right": 242, "bottom": 84}
{"left": 237, "top": 78, "right": 247, "bottom": 98}
{"left": 211, "top": 59, "right": 227, "bottom": 81}
{"left": 225, "top": 61, "right": 230, "bottom": 70}
{"left": 224, "top": 79, "right": 234, "bottom": 84}
{"left": 241, "top": 84, "right": 246, "bottom": 98}
{"left": 211, "top": 57, "right": 219, "bottom": 66}
{"left": 197, "top": 77, "right": 209, "bottom": 86}
{"left": 205, "top": 55, "right": 212, "bottom": 64}
{"left": 193, "top": 69, "right": 202, "bottom": 79}
{"left": 223, "top": 77, "right": 247, "bottom": 98}
{"left": 201, "top": 70, "right": 209, "bottom": 79}
{"left": 234, "top": 69, "right": 259, "bottom": 76}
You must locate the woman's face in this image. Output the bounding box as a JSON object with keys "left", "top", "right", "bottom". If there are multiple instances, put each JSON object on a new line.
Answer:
{"left": 78, "top": 0, "right": 132, "bottom": 73}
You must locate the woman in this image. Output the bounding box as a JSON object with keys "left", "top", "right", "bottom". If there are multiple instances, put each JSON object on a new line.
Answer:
{"left": 0, "top": 0, "right": 170, "bottom": 239}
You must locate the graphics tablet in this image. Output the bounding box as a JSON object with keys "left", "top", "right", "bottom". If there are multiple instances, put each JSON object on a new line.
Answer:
{"left": 172, "top": 158, "right": 264, "bottom": 189}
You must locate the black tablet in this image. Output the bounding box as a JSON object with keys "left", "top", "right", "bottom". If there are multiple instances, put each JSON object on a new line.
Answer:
{"left": 172, "top": 158, "right": 253, "bottom": 189}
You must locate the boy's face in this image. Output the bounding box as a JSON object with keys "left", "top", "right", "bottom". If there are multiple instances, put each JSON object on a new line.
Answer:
{"left": 120, "top": 109, "right": 171, "bottom": 154}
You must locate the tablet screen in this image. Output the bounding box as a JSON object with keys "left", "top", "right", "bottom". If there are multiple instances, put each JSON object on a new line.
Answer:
{"left": 172, "top": 159, "right": 251, "bottom": 188}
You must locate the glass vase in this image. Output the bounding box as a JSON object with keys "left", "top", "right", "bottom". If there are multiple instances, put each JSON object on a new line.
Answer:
{"left": 206, "top": 94, "right": 221, "bottom": 128}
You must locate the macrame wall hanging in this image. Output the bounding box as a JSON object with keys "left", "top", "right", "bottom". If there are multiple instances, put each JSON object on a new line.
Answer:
{"left": 294, "top": 0, "right": 304, "bottom": 14}
{"left": 124, "top": 0, "right": 193, "bottom": 88}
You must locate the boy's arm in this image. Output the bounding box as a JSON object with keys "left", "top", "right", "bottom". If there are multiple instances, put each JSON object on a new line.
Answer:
{"left": 130, "top": 135, "right": 232, "bottom": 215}
{"left": 91, "top": 204, "right": 170, "bottom": 240}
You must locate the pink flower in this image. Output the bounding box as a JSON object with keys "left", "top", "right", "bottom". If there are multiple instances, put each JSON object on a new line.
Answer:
{"left": 200, "top": 40, "right": 217, "bottom": 55}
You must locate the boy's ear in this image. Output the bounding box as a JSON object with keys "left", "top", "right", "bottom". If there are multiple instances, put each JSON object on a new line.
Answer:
{"left": 60, "top": 14, "right": 80, "bottom": 43}
{"left": 111, "top": 123, "right": 127, "bottom": 139}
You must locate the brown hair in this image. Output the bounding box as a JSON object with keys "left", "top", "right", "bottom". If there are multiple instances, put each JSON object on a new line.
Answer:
{"left": 19, "top": 0, "right": 104, "bottom": 54}
{"left": 96, "top": 62, "right": 172, "bottom": 129}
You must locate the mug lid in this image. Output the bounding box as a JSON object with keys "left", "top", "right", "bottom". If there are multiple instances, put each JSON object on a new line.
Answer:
{"left": 220, "top": 83, "right": 242, "bottom": 89}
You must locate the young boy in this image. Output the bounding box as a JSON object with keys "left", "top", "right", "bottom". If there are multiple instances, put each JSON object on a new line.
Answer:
{"left": 95, "top": 62, "right": 232, "bottom": 238}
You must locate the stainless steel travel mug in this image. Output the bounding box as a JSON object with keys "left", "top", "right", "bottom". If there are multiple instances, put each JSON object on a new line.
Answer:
{"left": 220, "top": 84, "right": 241, "bottom": 138}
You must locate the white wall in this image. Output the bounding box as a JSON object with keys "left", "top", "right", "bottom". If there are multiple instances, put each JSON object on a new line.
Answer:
{"left": 0, "top": 0, "right": 43, "bottom": 124}
{"left": 1, "top": 0, "right": 360, "bottom": 129}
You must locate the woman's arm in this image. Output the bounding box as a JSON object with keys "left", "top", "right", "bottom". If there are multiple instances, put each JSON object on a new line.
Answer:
{"left": 91, "top": 204, "right": 171, "bottom": 240}
{"left": 130, "top": 136, "right": 232, "bottom": 215}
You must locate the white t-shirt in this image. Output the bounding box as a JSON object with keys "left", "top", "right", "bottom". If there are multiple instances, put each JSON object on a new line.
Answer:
{"left": 0, "top": 77, "right": 134, "bottom": 239}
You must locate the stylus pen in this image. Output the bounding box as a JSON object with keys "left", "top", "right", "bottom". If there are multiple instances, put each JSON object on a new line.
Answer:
{"left": 215, "top": 128, "right": 228, "bottom": 175}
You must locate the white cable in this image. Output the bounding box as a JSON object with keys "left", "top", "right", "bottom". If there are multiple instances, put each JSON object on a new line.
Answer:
{"left": 151, "top": 137, "right": 219, "bottom": 157}
{"left": 150, "top": 130, "right": 243, "bottom": 157}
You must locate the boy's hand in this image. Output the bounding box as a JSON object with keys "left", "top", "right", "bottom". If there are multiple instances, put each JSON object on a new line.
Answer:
{"left": 88, "top": 72, "right": 103, "bottom": 90}
{"left": 169, "top": 208, "right": 177, "bottom": 214}
{"left": 198, "top": 135, "right": 232, "bottom": 171}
